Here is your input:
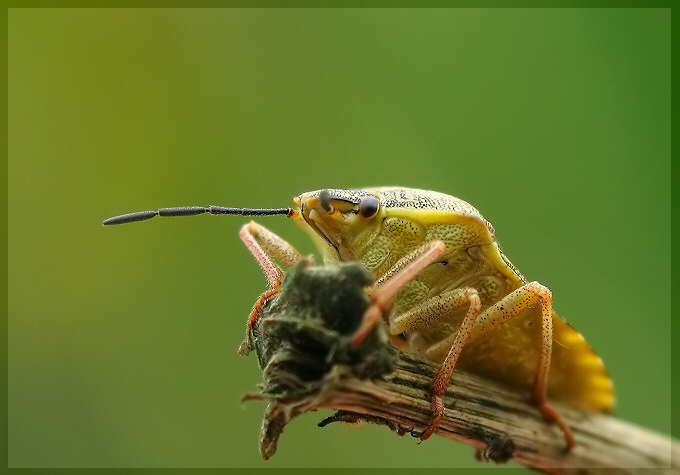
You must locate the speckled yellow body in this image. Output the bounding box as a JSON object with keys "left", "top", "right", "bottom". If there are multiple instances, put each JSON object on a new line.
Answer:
{"left": 294, "top": 187, "right": 613, "bottom": 413}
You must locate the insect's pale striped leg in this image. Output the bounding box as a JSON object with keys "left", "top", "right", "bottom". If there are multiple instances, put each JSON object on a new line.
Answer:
{"left": 349, "top": 240, "right": 447, "bottom": 346}
{"left": 238, "top": 221, "right": 303, "bottom": 356}
{"left": 240, "top": 221, "right": 302, "bottom": 288}
{"left": 389, "top": 288, "right": 481, "bottom": 336}
{"left": 389, "top": 287, "right": 482, "bottom": 441}
{"left": 421, "top": 281, "right": 575, "bottom": 448}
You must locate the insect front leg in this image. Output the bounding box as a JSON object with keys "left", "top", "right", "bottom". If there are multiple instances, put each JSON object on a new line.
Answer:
{"left": 238, "top": 221, "right": 302, "bottom": 356}
{"left": 240, "top": 221, "right": 302, "bottom": 287}
{"left": 349, "top": 240, "right": 447, "bottom": 346}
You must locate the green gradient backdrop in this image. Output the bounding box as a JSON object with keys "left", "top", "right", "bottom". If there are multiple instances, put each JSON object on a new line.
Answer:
{"left": 8, "top": 8, "right": 670, "bottom": 468}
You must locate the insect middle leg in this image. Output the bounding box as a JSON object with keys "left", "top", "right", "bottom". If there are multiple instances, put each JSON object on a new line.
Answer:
{"left": 390, "top": 287, "right": 483, "bottom": 440}
{"left": 238, "top": 221, "right": 302, "bottom": 356}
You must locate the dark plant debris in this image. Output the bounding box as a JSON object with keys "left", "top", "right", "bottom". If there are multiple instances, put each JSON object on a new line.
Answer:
{"left": 240, "top": 259, "right": 396, "bottom": 460}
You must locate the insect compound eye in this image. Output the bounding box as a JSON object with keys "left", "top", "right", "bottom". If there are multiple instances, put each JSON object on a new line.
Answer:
{"left": 359, "top": 195, "right": 380, "bottom": 219}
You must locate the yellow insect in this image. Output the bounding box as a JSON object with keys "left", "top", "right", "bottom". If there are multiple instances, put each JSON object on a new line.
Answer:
{"left": 103, "top": 187, "right": 614, "bottom": 448}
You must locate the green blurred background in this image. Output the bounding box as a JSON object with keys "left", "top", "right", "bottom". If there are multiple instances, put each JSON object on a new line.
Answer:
{"left": 8, "top": 8, "right": 670, "bottom": 468}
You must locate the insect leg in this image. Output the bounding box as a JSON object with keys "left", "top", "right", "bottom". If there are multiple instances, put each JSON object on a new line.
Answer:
{"left": 408, "top": 287, "right": 482, "bottom": 441}
{"left": 240, "top": 221, "right": 302, "bottom": 288}
{"left": 388, "top": 287, "right": 480, "bottom": 336}
{"left": 238, "top": 221, "right": 303, "bottom": 356}
{"left": 373, "top": 240, "right": 447, "bottom": 288}
{"left": 525, "top": 284, "right": 577, "bottom": 450}
{"left": 420, "top": 281, "right": 575, "bottom": 448}
{"left": 349, "top": 240, "right": 447, "bottom": 346}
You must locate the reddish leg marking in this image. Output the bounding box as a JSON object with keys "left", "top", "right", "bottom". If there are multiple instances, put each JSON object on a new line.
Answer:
{"left": 247, "top": 287, "right": 279, "bottom": 329}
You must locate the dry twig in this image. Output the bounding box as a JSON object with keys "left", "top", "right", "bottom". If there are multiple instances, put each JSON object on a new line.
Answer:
{"left": 240, "top": 260, "right": 678, "bottom": 474}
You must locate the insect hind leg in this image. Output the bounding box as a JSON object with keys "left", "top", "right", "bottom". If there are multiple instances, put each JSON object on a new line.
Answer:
{"left": 466, "top": 281, "right": 575, "bottom": 449}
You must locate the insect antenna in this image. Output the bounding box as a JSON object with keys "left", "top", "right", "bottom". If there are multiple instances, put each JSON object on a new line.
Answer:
{"left": 103, "top": 206, "right": 294, "bottom": 225}
{"left": 319, "top": 189, "right": 332, "bottom": 212}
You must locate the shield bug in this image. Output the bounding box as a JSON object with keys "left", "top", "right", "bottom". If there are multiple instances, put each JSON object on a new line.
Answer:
{"left": 104, "top": 187, "right": 614, "bottom": 449}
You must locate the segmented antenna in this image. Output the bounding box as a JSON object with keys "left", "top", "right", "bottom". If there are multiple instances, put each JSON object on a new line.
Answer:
{"left": 102, "top": 206, "right": 293, "bottom": 225}
{"left": 319, "top": 189, "right": 332, "bottom": 212}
